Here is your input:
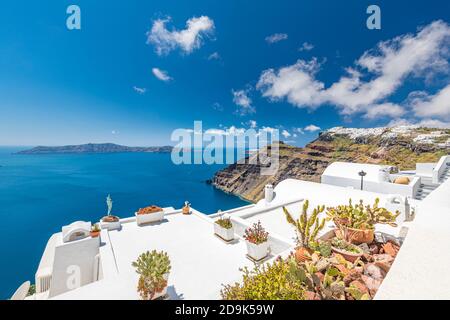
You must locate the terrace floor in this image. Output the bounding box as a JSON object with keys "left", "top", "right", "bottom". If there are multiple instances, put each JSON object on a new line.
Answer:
{"left": 53, "top": 210, "right": 283, "bottom": 300}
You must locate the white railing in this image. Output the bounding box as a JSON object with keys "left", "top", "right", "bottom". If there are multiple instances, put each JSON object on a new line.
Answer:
{"left": 432, "top": 155, "right": 450, "bottom": 184}
{"left": 36, "top": 268, "right": 52, "bottom": 293}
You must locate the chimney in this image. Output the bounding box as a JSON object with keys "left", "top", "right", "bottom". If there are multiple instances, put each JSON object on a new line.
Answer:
{"left": 265, "top": 184, "right": 274, "bottom": 203}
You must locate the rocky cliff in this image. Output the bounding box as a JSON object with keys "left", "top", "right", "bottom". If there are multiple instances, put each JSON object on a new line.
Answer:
{"left": 212, "top": 126, "right": 450, "bottom": 203}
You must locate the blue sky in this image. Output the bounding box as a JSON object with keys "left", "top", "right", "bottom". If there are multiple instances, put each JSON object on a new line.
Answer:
{"left": 0, "top": 0, "right": 449, "bottom": 146}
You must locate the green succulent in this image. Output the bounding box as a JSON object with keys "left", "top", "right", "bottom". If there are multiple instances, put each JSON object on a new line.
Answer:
{"left": 326, "top": 198, "right": 399, "bottom": 230}
{"left": 283, "top": 200, "right": 326, "bottom": 249}
{"left": 132, "top": 250, "right": 171, "bottom": 300}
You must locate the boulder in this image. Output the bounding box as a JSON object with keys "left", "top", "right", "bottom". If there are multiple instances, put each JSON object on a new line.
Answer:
{"left": 361, "top": 275, "right": 382, "bottom": 296}
{"left": 364, "top": 263, "right": 386, "bottom": 280}
{"left": 382, "top": 242, "right": 400, "bottom": 258}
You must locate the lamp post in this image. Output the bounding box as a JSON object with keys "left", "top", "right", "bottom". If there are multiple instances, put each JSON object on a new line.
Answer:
{"left": 358, "top": 170, "right": 367, "bottom": 190}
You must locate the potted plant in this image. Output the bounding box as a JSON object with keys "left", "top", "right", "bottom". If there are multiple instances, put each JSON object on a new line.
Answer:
{"left": 283, "top": 200, "right": 326, "bottom": 263}
{"left": 90, "top": 223, "right": 101, "bottom": 238}
{"left": 214, "top": 211, "right": 234, "bottom": 242}
{"left": 326, "top": 198, "right": 399, "bottom": 244}
{"left": 135, "top": 205, "right": 164, "bottom": 226}
{"left": 101, "top": 194, "right": 121, "bottom": 231}
{"left": 243, "top": 221, "right": 269, "bottom": 261}
{"left": 330, "top": 238, "right": 363, "bottom": 263}
{"left": 182, "top": 201, "right": 191, "bottom": 215}
{"left": 132, "top": 250, "right": 171, "bottom": 300}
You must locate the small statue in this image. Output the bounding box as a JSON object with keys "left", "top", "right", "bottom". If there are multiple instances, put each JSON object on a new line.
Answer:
{"left": 183, "top": 201, "right": 191, "bottom": 215}
{"left": 106, "top": 194, "right": 113, "bottom": 216}
{"left": 102, "top": 194, "right": 119, "bottom": 223}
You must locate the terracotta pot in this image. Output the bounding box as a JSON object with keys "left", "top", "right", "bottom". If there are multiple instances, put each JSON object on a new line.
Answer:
{"left": 90, "top": 231, "right": 100, "bottom": 238}
{"left": 182, "top": 206, "right": 191, "bottom": 215}
{"left": 102, "top": 215, "right": 119, "bottom": 223}
{"left": 335, "top": 227, "right": 374, "bottom": 244}
{"left": 295, "top": 247, "right": 313, "bottom": 263}
{"left": 331, "top": 246, "right": 363, "bottom": 263}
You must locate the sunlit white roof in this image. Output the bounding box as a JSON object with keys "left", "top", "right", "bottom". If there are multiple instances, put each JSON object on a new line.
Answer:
{"left": 322, "top": 162, "right": 386, "bottom": 182}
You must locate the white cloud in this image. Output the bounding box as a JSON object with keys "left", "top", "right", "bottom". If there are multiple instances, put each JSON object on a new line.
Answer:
{"left": 152, "top": 68, "right": 172, "bottom": 82}
{"left": 295, "top": 128, "right": 305, "bottom": 135}
{"left": 208, "top": 52, "right": 220, "bottom": 60}
{"left": 265, "top": 33, "right": 288, "bottom": 44}
{"left": 232, "top": 89, "right": 255, "bottom": 115}
{"left": 248, "top": 120, "right": 257, "bottom": 129}
{"left": 147, "top": 16, "right": 215, "bottom": 55}
{"left": 257, "top": 58, "right": 325, "bottom": 108}
{"left": 410, "top": 84, "right": 450, "bottom": 118}
{"left": 298, "top": 42, "right": 314, "bottom": 52}
{"left": 281, "top": 130, "right": 291, "bottom": 138}
{"left": 133, "top": 86, "right": 147, "bottom": 94}
{"left": 257, "top": 21, "right": 450, "bottom": 119}
{"left": 304, "top": 124, "right": 321, "bottom": 132}
{"left": 364, "top": 103, "right": 405, "bottom": 119}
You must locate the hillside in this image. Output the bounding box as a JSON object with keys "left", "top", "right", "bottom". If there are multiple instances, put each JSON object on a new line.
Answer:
{"left": 212, "top": 126, "right": 450, "bottom": 203}
{"left": 16, "top": 143, "right": 173, "bottom": 154}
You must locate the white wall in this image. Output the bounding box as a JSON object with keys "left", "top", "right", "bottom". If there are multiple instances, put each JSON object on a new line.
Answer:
{"left": 416, "top": 163, "right": 435, "bottom": 178}
{"left": 321, "top": 175, "right": 421, "bottom": 198}
{"left": 48, "top": 237, "right": 100, "bottom": 298}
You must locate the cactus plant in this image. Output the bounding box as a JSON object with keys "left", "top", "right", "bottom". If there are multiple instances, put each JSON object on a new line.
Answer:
{"left": 283, "top": 200, "right": 326, "bottom": 249}
{"left": 132, "top": 250, "right": 171, "bottom": 300}
{"left": 326, "top": 198, "right": 399, "bottom": 230}
{"left": 288, "top": 257, "right": 346, "bottom": 300}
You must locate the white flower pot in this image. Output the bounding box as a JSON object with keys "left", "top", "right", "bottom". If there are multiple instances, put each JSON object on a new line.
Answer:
{"left": 151, "top": 273, "right": 170, "bottom": 300}
{"left": 100, "top": 220, "right": 121, "bottom": 231}
{"left": 135, "top": 210, "right": 164, "bottom": 226}
{"left": 214, "top": 224, "right": 234, "bottom": 242}
{"left": 246, "top": 241, "right": 269, "bottom": 261}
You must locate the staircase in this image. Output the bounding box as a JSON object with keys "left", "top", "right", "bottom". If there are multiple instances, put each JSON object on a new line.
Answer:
{"left": 439, "top": 165, "right": 450, "bottom": 183}
{"left": 415, "top": 165, "right": 450, "bottom": 200}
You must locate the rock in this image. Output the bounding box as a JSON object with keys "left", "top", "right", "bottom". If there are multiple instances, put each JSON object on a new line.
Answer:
{"left": 382, "top": 242, "right": 400, "bottom": 258}
{"left": 336, "top": 264, "right": 351, "bottom": 276}
{"left": 373, "top": 254, "right": 394, "bottom": 264}
{"left": 350, "top": 280, "right": 370, "bottom": 296}
{"left": 314, "top": 272, "right": 325, "bottom": 283}
{"left": 364, "top": 263, "right": 386, "bottom": 280}
{"left": 343, "top": 269, "right": 362, "bottom": 286}
{"left": 358, "top": 243, "right": 370, "bottom": 254}
{"left": 305, "top": 291, "right": 321, "bottom": 300}
{"left": 361, "top": 275, "right": 382, "bottom": 296}
{"left": 375, "top": 261, "right": 391, "bottom": 273}
{"left": 316, "top": 259, "right": 330, "bottom": 272}
{"left": 362, "top": 253, "right": 374, "bottom": 263}
{"left": 369, "top": 244, "right": 379, "bottom": 255}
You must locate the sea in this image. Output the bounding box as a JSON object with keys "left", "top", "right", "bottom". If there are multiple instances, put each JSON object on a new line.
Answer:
{"left": 0, "top": 147, "right": 249, "bottom": 298}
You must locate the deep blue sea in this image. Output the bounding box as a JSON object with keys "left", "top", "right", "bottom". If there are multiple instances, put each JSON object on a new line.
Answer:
{"left": 0, "top": 147, "right": 248, "bottom": 298}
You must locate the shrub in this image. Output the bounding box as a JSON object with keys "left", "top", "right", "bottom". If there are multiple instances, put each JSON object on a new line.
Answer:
{"left": 215, "top": 217, "right": 233, "bottom": 229}
{"left": 221, "top": 259, "right": 306, "bottom": 300}
{"left": 132, "top": 250, "right": 171, "bottom": 300}
{"left": 243, "top": 221, "right": 269, "bottom": 245}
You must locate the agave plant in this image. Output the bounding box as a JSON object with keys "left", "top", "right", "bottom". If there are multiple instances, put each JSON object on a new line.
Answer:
{"left": 283, "top": 200, "right": 326, "bottom": 249}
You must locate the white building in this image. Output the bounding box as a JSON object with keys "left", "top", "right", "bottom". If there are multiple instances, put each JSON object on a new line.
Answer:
{"left": 18, "top": 155, "right": 450, "bottom": 300}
